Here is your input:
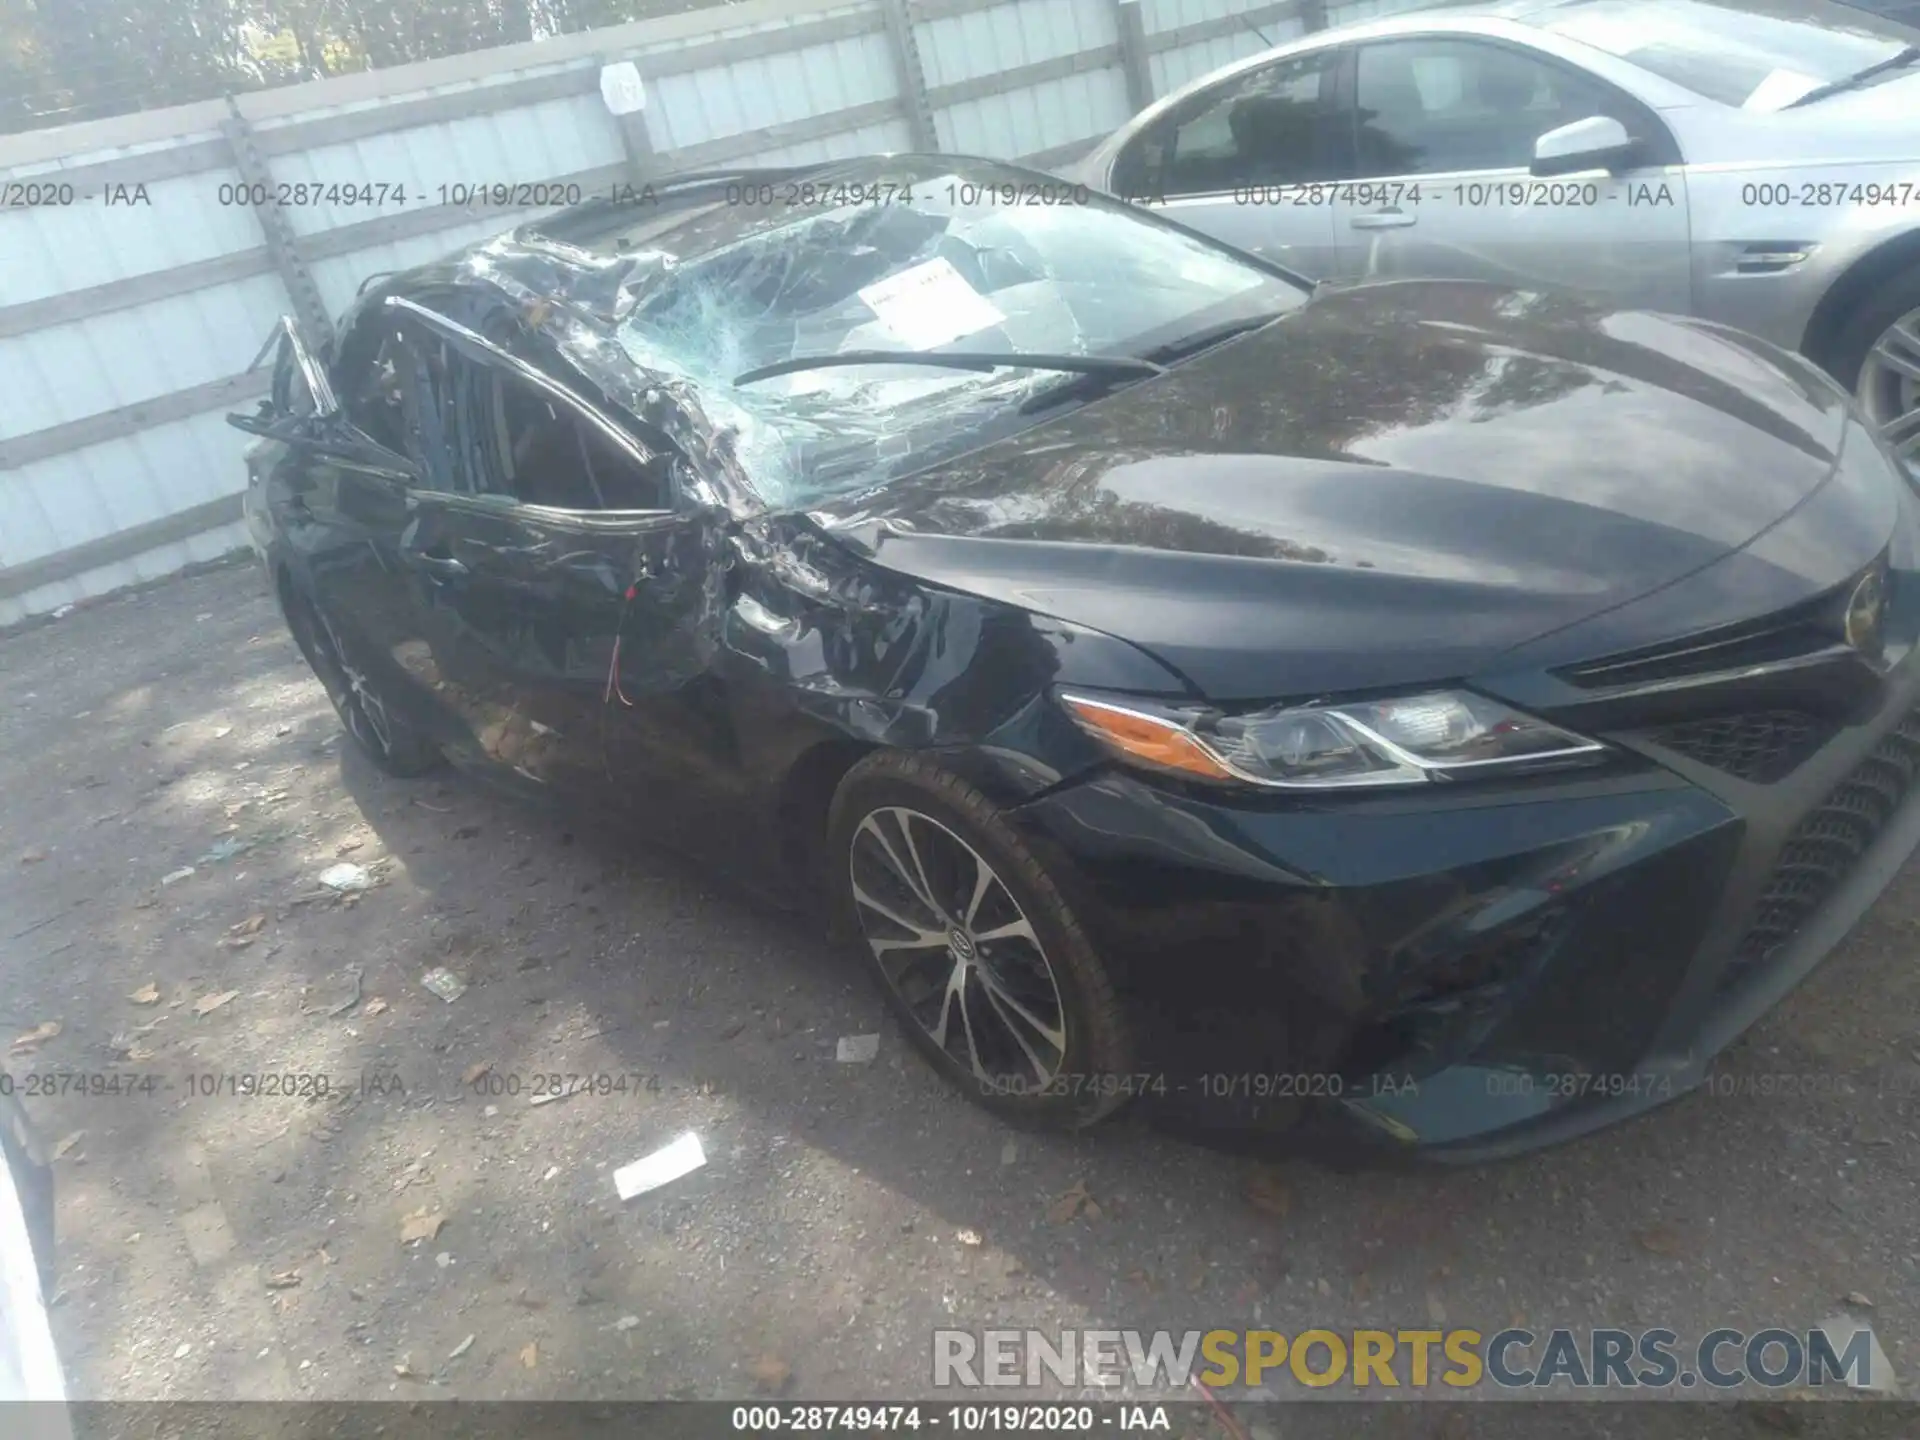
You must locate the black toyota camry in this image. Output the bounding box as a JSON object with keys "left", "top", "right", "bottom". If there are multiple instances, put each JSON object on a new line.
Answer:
{"left": 234, "top": 154, "right": 1920, "bottom": 1160}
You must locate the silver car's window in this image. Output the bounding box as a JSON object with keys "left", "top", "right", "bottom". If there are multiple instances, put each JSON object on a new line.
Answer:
{"left": 1539, "top": 0, "right": 1917, "bottom": 108}
{"left": 1115, "top": 50, "right": 1345, "bottom": 198}
{"left": 1353, "top": 39, "right": 1633, "bottom": 177}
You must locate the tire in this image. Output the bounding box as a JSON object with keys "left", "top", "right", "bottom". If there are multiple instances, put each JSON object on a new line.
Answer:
{"left": 0, "top": 1086, "right": 55, "bottom": 1295}
{"left": 1825, "top": 262, "right": 1920, "bottom": 468}
{"left": 826, "top": 750, "right": 1135, "bottom": 1130}
{"left": 283, "top": 585, "right": 441, "bottom": 778}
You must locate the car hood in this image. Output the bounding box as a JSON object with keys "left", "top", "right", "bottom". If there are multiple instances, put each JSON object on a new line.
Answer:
{"left": 813, "top": 280, "right": 1855, "bottom": 700}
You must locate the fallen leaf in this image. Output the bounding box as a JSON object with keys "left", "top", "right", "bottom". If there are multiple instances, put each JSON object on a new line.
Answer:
{"left": 230, "top": 914, "right": 267, "bottom": 937}
{"left": 1844, "top": 1291, "right": 1875, "bottom": 1309}
{"left": 1426, "top": 1291, "right": 1448, "bottom": 1325}
{"left": 52, "top": 1132, "right": 83, "bottom": 1161}
{"left": 218, "top": 934, "right": 257, "bottom": 951}
{"left": 192, "top": 990, "right": 240, "bottom": 1017}
{"left": 265, "top": 1270, "right": 301, "bottom": 1289}
{"left": 363, "top": 998, "right": 389, "bottom": 1017}
{"left": 956, "top": 1229, "right": 983, "bottom": 1247}
{"left": 1047, "top": 1180, "right": 1094, "bottom": 1224}
{"left": 518, "top": 1342, "right": 539, "bottom": 1369}
{"left": 748, "top": 1355, "right": 791, "bottom": 1391}
{"left": 9, "top": 1021, "right": 61, "bottom": 1052}
{"left": 1244, "top": 1168, "right": 1291, "bottom": 1220}
{"left": 1747, "top": 1404, "right": 1806, "bottom": 1435}
{"left": 448, "top": 1334, "right": 475, "bottom": 1359}
{"left": 400, "top": 1208, "right": 447, "bottom": 1244}
{"left": 19, "top": 848, "right": 48, "bottom": 865}
{"left": 126, "top": 1045, "right": 156, "bottom": 1062}
{"left": 1634, "top": 1224, "right": 1685, "bottom": 1257}
{"left": 462, "top": 1061, "right": 492, "bottom": 1085}
{"left": 128, "top": 984, "right": 161, "bottom": 1005}
{"left": 393, "top": 1359, "right": 422, "bottom": 1380}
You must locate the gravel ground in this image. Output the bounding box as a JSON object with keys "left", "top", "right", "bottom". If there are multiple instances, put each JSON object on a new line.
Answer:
{"left": 3, "top": 561, "right": 1919, "bottom": 1428}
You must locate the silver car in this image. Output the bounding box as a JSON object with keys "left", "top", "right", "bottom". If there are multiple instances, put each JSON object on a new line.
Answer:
{"left": 1072, "top": 0, "right": 1920, "bottom": 464}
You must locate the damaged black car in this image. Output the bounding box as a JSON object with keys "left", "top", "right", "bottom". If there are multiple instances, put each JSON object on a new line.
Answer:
{"left": 233, "top": 155, "right": 1920, "bottom": 1159}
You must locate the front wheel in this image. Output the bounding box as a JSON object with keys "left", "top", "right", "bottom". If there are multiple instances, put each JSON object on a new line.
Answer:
{"left": 827, "top": 751, "right": 1135, "bottom": 1130}
{"left": 1828, "top": 266, "right": 1920, "bottom": 473}
{"left": 284, "top": 586, "right": 440, "bottom": 778}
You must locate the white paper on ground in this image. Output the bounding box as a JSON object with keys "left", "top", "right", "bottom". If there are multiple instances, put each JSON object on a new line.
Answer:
{"left": 613, "top": 1132, "right": 706, "bottom": 1200}
{"left": 856, "top": 257, "right": 1005, "bottom": 351}
{"left": 836, "top": 1034, "right": 880, "bottom": 1063}
{"left": 1812, "top": 1315, "right": 1899, "bottom": 1393}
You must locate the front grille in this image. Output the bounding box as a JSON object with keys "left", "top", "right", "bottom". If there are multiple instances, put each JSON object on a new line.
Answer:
{"left": 1557, "top": 593, "right": 1840, "bottom": 691}
{"left": 1648, "top": 710, "right": 1835, "bottom": 784}
{"left": 1723, "top": 705, "right": 1920, "bottom": 989}
{"left": 1386, "top": 904, "right": 1572, "bottom": 1014}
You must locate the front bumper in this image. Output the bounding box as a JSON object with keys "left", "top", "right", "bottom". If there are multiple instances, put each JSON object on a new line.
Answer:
{"left": 1007, "top": 645, "right": 1920, "bottom": 1160}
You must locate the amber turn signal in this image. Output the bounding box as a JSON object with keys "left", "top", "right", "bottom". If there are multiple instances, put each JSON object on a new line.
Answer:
{"left": 1057, "top": 693, "right": 1236, "bottom": 782}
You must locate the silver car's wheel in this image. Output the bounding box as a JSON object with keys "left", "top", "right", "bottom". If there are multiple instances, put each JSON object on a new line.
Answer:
{"left": 849, "top": 805, "right": 1069, "bottom": 1089}
{"left": 1855, "top": 306, "right": 1920, "bottom": 471}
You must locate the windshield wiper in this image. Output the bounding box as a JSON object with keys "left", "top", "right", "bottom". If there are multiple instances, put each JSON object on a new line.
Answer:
{"left": 733, "top": 350, "right": 1166, "bottom": 386}
{"left": 1141, "top": 313, "right": 1285, "bottom": 364}
{"left": 1787, "top": 45, "right": 1919, "bottom": 107}
{"left": 1015, "top": 312, "right": 1286, "bottom": 415}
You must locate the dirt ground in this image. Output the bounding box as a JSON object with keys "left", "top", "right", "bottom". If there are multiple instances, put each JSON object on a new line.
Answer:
{"left": 3, "top": 559, "right": 1920, "bottom": 1421}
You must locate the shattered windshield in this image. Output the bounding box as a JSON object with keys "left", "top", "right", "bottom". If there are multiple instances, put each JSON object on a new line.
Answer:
{"left": 1538, "top": 0, "right": 1918, "bottom": 108}
{"left": 599, "top": 169, "right": 1305, "bottom": 505}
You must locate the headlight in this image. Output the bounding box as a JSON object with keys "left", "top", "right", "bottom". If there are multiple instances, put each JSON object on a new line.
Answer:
{"left": 1057, "top": 688, "right": 1605, "bottom": 789}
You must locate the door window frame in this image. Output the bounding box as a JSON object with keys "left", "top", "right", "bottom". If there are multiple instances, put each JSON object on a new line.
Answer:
{"left": 384, "top": 295, "right": 685, "bottom": 522}
{"left": 1113, "top": 44, "right": 1355, "bottom": 201}
{"left": 1332, "top": 34, "right": 1683, "bottom": 182}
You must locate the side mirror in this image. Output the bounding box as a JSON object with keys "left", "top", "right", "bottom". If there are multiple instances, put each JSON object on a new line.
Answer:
{"left": 226, "top": 407, "right": 314, "bottom": 442}
{"left": 1531, "top": 115, "right": 1637, "bottom": 177}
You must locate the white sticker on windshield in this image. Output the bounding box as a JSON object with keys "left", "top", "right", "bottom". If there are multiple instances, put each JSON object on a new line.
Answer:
{"left": 857, "top": 257, "right": 1006, "bottom": 351}
{"left": 1744, "top": 67, "right": 1825, "bottom": 110}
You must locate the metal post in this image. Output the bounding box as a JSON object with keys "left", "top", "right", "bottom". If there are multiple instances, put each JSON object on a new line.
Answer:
{"left": 220, "top": 97, "right": 333, "bottom": 351}
{"left": 1115, "top": 0, "right": 1155, "bottom": 116}
{"left": 599, "top": 57, "right": 659, "bottom": 188}
{"left": 881, "top": 0, "right": 940, "bottom": 152}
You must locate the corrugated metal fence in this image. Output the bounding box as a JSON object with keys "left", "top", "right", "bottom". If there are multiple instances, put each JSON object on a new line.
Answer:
{"left": 0, "top": 0, "right": 1412, "bottom": 624}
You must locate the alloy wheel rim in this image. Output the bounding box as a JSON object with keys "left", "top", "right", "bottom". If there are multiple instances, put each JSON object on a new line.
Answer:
{"left": 300, "top": 601, "right": 395, "bottom": 757}
{"left": 847, "top": 805, "right": 1068, "bottom": 1089}
{"left": 1857, "top": 306, "right": 1920, "bottom": 473}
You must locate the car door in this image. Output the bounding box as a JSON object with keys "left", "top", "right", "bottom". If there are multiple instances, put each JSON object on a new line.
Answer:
{"left": 385, "top": 298, "right": 723, "bottom": 809}
{"left": 236, "top": 318, "right": 439, "bottom": 735}
{"left": 1109, "top": 46, "right": 1347, "bottom": 279}
{"left": 1330, "top": 35, "right": 1692, "bottom": 312}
